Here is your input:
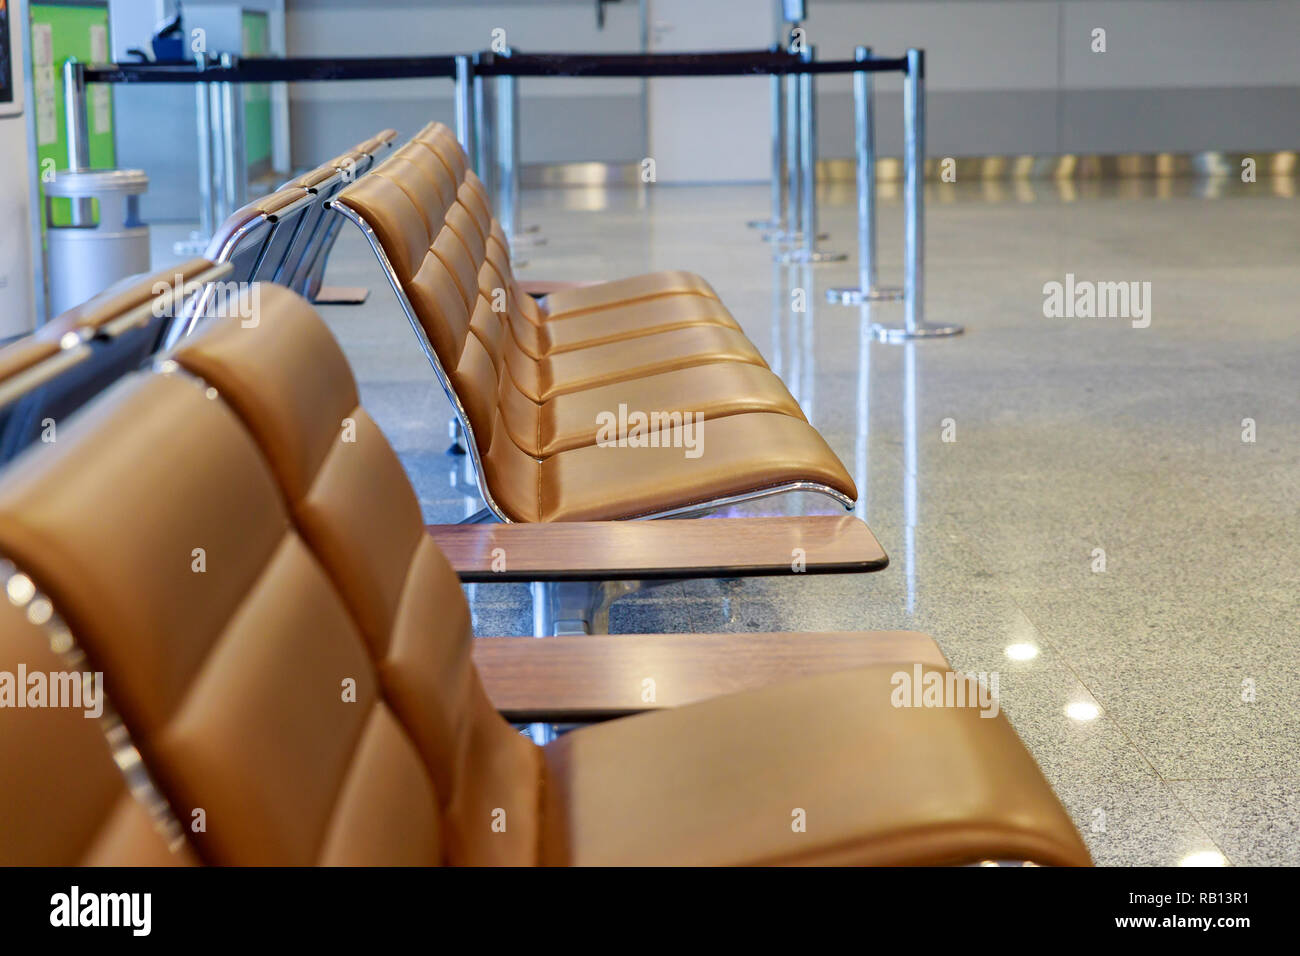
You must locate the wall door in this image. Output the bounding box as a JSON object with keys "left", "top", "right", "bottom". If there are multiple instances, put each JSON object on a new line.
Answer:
{"left": 645, "top": 0, "right": 774, "bottom": 183}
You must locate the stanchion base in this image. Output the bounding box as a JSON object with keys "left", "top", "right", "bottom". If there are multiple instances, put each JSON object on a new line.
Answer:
{"left": 511, "top": 234, "right": 547, "bottom": 248}
{"left": 778, "top": 249, "right": 848, "bottom": 264}
{"left": 871, "top": 320, "right": 965, "bottom": 343}
{"left": 518, "top": 223, "right": 541, "bottom": 234}
{"left": 763, "top": 230, "right": 828, "bottom": 244}
{"left": 826, "top": 285, "right": 904, "bottom": 304}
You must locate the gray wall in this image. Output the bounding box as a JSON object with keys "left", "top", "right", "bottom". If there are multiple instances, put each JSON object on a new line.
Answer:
{"left": 278, "top": 0, "right": 1300, "bottom": 174}
{"left": 284, "top": 0, "right": 645, "bottom": 167}
{"left": 809, "top": 0, "right": 1300, "bottom": 159}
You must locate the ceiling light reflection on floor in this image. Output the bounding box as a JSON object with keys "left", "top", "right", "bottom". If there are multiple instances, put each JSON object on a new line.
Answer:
{"left": 1179, "top": 850, "right": 1227, "bottom": 867}
{"left": 1005, "top": 642, "right": 1040, "bottom": 661}
{"left": 1065, "top": 701, "right": 1101, "bottom": 722}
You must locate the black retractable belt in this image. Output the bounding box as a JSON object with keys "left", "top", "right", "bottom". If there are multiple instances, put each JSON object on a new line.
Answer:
{"left": 82, "top": 49, "right": 908, "bottom": 86}
{"left": 473, "top": 51, "right": 908, "bottom": 77}
{"left": 84, "top": 54, "right": 458, "bottom": 85}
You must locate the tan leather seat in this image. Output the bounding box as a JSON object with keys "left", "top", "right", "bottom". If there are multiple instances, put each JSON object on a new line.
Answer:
{"left": 353, "top": 123, "right": 734, "bottom": 352}
{"left": 293, "top": 147, "right": 377, "bottom": 298}
{"left": 410, "top": 124, "right": 721, "bottom": 317}
{"left": 543, "top": 666, "right": 1088, "bottom": 866}
{"left": 0, "top": 338, "right": 61, "bottom": 382}
{"left": 0, "top": 584, "right": 194, "bottom": 865}
{"left": 541, "top": 270, "right": 721, "bottom": 318}
{"left": 37, "top": 258, "right": 216, "bottom": 344}
{"left": 204, "top": 187, "right": 312, "bottom": 286}
{"left": 265, "top": 131, "right": 395, "bottom": 301}
{"left": 0, "top": 259, "right": 228, "bottom": 466}
{"left": 176, "top": 284, "right": 852, "bottom": 522}
{"left": 358, "top": 127, "right": 399, "bottom": 157}
{"left": 288, "top": 163, "right": 339, "bottom": 191}
{"left": 0, "top": 288, "right": 1090, "bottom": 867}
{"left": 0, "top": 373, "right": 477, "bottom": 865}
{"left": 340, "top": 169, "right": 748, "bottom": 374}
{"left": 331, "top": 126, "right": 854, "bottom": 514}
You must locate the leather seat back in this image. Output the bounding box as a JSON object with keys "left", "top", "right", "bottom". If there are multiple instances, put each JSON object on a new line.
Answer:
{"left": 0, "top": 370, "right": 454, "bottom": 865}
{"left": 0, "top": 259, "right": 219, "bottom": 466}
{"left": 172, "top": 283, "right": 542, "bottom": 861}
{"left": 336, "top": 125, "right": 537, "bottom": 462}
{"left": 0, "top": 585, "right": 195, "bottom": 865}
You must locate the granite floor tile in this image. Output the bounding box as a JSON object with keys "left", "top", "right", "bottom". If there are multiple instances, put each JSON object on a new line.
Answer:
{"left": 1169, "top": 778, "right": 1300, "bottom": 867}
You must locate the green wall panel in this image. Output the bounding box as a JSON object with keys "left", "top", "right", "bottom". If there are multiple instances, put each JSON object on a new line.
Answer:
{"left": 241, "top": 10, "right": 271, "bottom": 172}
{"left": 29, "top": 1, "right": 115, "bottom": 232}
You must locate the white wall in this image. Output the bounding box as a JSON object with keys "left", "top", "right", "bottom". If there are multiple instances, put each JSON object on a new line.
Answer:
{"left": 284, "top": 0, "right": 645, "bottom": 166}
{"left": 799, "top": 0, "right": 1300, "bottom": 158}
{"left": 278, "top": 0, "right": 1300, "bottom": 173}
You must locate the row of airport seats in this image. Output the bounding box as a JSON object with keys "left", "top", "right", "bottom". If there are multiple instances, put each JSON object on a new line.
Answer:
{"left": 0, "top": 130, "right": 398, "bottom": 468}
{"left": 331, "top": 122, "right": 858, "bottom": 520}
{"left": 0, "top": 119, "right": 1086, "bottom": 868}
{"left": 0, "top": 277, "right": 1092, "bottom": 865}
{"left": 166, "top": 128, "right": 399, "bottom": 346}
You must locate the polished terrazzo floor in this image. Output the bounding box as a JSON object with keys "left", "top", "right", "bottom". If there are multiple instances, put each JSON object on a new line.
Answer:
{"left": 165, "top": 174, "right": 1298, "bottom": 866}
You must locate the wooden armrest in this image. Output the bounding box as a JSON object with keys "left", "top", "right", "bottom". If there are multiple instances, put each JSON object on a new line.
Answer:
{"left": 474, "top": 631, "right": 947, "bottom": 723}
{"left": 428, "top": 516, "right": 888, "bottom": 582}
{"left": 515, "top": 279, "right": 600, "bottom": 298}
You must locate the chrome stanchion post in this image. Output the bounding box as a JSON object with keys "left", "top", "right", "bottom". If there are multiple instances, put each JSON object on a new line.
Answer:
{"left": 495, "top": 55, "right": 516, "bottom": 238}
{"left": 62, "top": 61, "right": 89, "bottom": 169}
{"left": 748, "top": 47, "right": 786, "bottom": 231}
{"left": 488, "top": 53, "right": 527, "bottom": 265}
{"left": 762, "top": 48, "right": 802, "bottom": 244}
{"left": 780, "top": 46, "right": 844, "bottom": 264}
{"left": 193, "top": 55, "right": 214, "bottom": 241}
{"left": 208, "top": 79, "right": 228, "bottom": 223}
{"left": 798, "top": 57, "right": 814, "bottom": 258}
{"left": 471, "top": 52, "right": 494, "bottom": 192}
{"left": 220, "top": 53, "right": 244, "bottom": 210}
{"left": 61, "top": 60, "right": 93, "bottom": 225}
{"left": 218, "top": 53, "right": 246, "bottom": 218}
{"left": 872, "top": 48, "right": 962, "bottom": 342}
{"left": 175, "top": 54, "right": 217, "bottom": 255}
{"left": 902, "top": 49, "right": 922, "bottom": 329}
{"left": 490, "top": 50, "right": 528, "bottom": 264}
{"left": 498, "top": 48, "right": 543, "bottom": 247}
{"left": 828, "top": 46, "right": 902, "bottom": 304}
{"left": 454, "top": 54, "right": 474, "bottom": 160}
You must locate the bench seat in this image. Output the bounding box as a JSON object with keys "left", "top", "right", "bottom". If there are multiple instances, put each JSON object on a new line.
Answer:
{"left": 497, "top": 361, "right": 807, "bottom": 458}
{"left": 329, "top": 123, "right": 856, "bottom": 517}
{"left": 542, "top": 665, "right": 1087, "bottom": 867}
{"left": 0, "top": 278, "right": 1090, "bottom": 867}
{"left": 174, "top": 283, "right": 854, "bottom": 521}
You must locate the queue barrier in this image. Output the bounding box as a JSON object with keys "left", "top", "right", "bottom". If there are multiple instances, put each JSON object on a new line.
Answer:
{"left": 74, "top": 46, "right": 961, "bottom": 341}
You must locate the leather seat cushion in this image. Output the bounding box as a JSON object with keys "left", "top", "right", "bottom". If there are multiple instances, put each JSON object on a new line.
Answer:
{"left": 543, "top": 271, "right": 720, "bottom": 318}
{"left": 540, "top": 666, "right": 1092, "bottom": 866}
{"left": 539, "top": 294, "right": 741, "bottom": 354}
{"left": 538, "top": 411, "right": 856, "bottom": 521}
{"left": 496, "top": 362, "right": 808, "bottom": 458}
{"left": 510, "top": 325, "right": 769, "bottom": 403}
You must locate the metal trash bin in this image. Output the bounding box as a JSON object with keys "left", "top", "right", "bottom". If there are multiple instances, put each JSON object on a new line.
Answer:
{"left": 45, "top": 168, "right": 150, "bottom": 315}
